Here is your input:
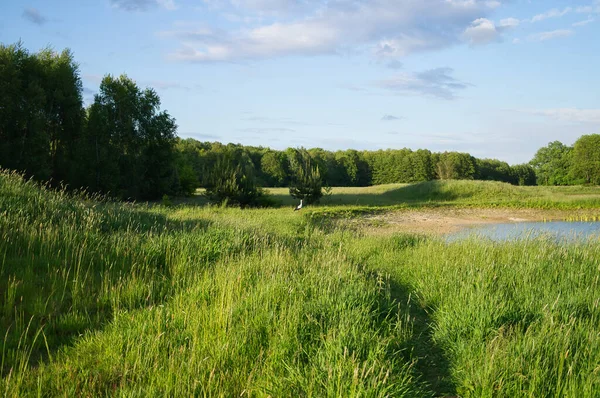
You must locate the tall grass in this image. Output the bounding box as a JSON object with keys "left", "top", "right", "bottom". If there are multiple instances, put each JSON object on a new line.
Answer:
{"left": 349, "top": 235, "right": 600, "bottom": 396}
{"left": 0, "top": 171, "right": 422, "bottom": 396}
{"left": 2, "top": 169, "right": 600, "bottom": 396}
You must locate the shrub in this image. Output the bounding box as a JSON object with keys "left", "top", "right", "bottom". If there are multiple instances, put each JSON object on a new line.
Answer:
{"left": 287, "top": 148, "right": 323, "bottom": 204}
{"left": 204, "top": 147, "right": 267, "bottom": 208}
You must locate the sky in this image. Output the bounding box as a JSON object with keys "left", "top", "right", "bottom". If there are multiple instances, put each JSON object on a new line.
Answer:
{"left": 2, "top": 0, "right": 600, "bottom": 164}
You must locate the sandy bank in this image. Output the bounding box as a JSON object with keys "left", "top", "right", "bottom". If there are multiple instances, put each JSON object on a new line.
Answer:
{"left": 358, "top": 208, "right": 600, "bottom": 235}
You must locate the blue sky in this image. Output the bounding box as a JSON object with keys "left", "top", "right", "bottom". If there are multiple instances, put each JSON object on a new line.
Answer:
{"left": 2, "top": 0, "right": 599, "bottom": 164}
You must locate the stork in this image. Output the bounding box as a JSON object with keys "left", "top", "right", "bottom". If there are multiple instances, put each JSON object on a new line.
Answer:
{"left": 294, "top": 199, "right": 303, "bottom": 211}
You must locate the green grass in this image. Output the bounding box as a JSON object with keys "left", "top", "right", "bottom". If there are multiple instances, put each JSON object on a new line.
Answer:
{"left": 349, "top": 235, "right": 600, "bottom": 396}
{"left": 2, "top": 170, "right": 600, "bottom": 396}
{"left": 187, "top": 180, "right": 600, "bottom": 209}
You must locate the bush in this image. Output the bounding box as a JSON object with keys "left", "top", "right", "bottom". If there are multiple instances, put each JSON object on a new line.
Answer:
{"left": 287, "top": 148, "right": 323, "bottom": 205}
{"left": 204, "top": 147, "right": 267, "bottom": 208}
{"left": 161, "top": 194, "right": 173, "bottom": 206}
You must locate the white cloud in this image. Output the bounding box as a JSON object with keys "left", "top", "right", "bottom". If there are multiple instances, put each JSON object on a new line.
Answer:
{"left": 575, "top": 2, "right": 600, "bottom": 14}
{"left": 526, "top": 3, "right": 600, "bottom": 24}
{"left": 110, "top": 0, "right": 177, "bottom": 11}
{"left": 169, "top": 20, "right": 341, "bottom": 61}
{"left": 375, "top": 34, "right": 453, "bottom": 59}
{"left": 499, "top": 17, "right": 520, "bottom": 28}
{"left": 461, "top": 15, "right": 518, "bottom": 46}
{"left": 575, "top": 6, "right": 594, "bottom": 13}
{"left": 531, "top": 7, "right": 572, "bottom": 23}
{"left": 573, "top": 17, "right": 595, "bottom": 27}
{"left": 463, "top": 18, "right": 499, "bottom": 45}
{"left": 376, "top": 67, "right": 471, "bottom": 100}
{"left": 166, "top": 0, "right": 507, "bottom": 62}
{"left": 221, "top": 0, "right": 316, "bottom": 16}
{"left": 528, "top": 29, "right": 574, "bottom": 42}
{"left": 523, "top": 108, "right": 600, "bottom": 124}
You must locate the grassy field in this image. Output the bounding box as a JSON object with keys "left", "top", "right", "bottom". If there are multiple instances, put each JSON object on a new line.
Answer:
{"left": 187, "top": 181, "right": 600, "bottom": 209}
{"left": 2, "top": 170, "right": 600, "bottom": 396}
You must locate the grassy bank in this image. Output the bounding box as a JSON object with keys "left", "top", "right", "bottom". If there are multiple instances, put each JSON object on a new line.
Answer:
{"left": 1, "top": 170, "right": 600, "bottom": 396}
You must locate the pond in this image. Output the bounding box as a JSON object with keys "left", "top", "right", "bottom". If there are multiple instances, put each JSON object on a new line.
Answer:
{"left": 447, "top": 221, "right": 600, "bottom": 242}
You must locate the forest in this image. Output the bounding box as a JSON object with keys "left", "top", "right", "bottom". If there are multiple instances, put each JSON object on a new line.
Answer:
{"left": 2, "top": 42, "right": 599, "bottom": 205}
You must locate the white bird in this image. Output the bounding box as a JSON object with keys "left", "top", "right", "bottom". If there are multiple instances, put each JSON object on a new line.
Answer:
{"left": 294, "top": 199, "right": 303, "bottom": 211}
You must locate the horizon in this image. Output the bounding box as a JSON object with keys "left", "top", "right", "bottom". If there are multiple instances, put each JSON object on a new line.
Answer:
{"left": 2, "top": 0, "right": 599, "bottom": 164}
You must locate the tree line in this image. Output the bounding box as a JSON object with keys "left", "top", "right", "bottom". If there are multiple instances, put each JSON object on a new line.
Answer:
{"left": 1, "top": 42, "right": 599, "bottom": 207}
{"left": 176, "top": 139, "right": 538, "bottom": 187}
{"left": 529, "top": 138, "right": 600, "bottom": 186}
{"left": 0, "top": 42, "right": 179, "bottom": 201}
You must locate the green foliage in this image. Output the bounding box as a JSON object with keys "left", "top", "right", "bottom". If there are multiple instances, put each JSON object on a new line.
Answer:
{"left": 530, "top": 141, "right": 574, "bottom": 185}
{"left": 174, "top": 162, "right": 198, "bottom": 196}
{"left": 173, "top": 141, "right": 200, "bottom": 195}
{"left": 0, "top": 42, "right": 84, "bottom": 184}
{"left": 204, "top": 146, "right": 267, "bottom": 207}
{"left": 476, "top": 158, "right": 513, "bottom": 182}
{"left": 260, "top": 150, "right": 288, "bottom": 186}
{"left": 287, "top": 148, "right": 323, "bottom": 204}
{"left": 81, "top": 74, "right": 178, "bottom": 200}
{"left": 435, "top": 152, "right": 477, "bottom": 180}
{"left": 174, "top": 138, "right": 211, "bottom": 185}
{"left": 307, "top": 148, "right": 340, "bottom": 186}
{"left": 362, "top": 149, "right": 437, "bottom": 185}
{"left": 334, "top": 149, "right": 370, "bottom": 186}
{"left": 510, "top": 164, "right": 537, "bottom": 186}
{"left": 161, "top": 194, "right": 173, "bottom": 206}
{"left": 411, "top": 149, "right": 435, "bottom": 182}
{"left": 571, "top": 134, "right": 600, "bottom": 185}
{"left": 0, "top": 42, "right": 185, "bottom": 201}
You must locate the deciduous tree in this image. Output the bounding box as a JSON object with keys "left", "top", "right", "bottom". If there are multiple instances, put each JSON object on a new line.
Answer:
{"left": 81, "top": 75, "right": 177, "bottom": 199}
{"left": 529, "top": 141, "right": 573, "bottom": 185}
{"left": 571, "top": 134, "right": 600, "bottom": 185}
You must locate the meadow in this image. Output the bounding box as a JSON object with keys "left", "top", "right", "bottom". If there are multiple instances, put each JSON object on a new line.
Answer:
{"left": 1, "top": 169, "right": 600, "bottom": 397}
{"left": 186, "top": 181, "right": 600, "bottom": 209}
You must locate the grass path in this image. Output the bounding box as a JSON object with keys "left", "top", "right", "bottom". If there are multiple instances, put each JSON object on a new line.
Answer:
{"left": 384, "top": 276, "right": 457, "bottom": 396}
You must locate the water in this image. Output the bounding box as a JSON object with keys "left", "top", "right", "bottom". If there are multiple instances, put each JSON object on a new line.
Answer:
{"left": 447, "top": 221, "right": 600, "bottom": 242}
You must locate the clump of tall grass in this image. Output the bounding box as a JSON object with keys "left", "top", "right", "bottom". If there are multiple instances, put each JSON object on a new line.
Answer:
{"left": 351, "top": 235, "right": 600, "bottom": 396}
{"left": 10, "top": 248, "right": 427, "bottom": 396}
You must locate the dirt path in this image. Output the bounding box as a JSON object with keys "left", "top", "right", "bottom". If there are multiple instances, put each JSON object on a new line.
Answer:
{"left": 358, "top": 208, "right": 600, "bottom": 235}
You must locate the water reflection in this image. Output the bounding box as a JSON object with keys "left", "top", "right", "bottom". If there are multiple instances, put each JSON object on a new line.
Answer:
{"left": 447, "top": 221, "right": 600, "bottom": 242}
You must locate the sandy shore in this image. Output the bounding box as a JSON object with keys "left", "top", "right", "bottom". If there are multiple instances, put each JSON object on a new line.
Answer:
{"left": 358, "top": 208, "right": 600, "bottom": 235}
